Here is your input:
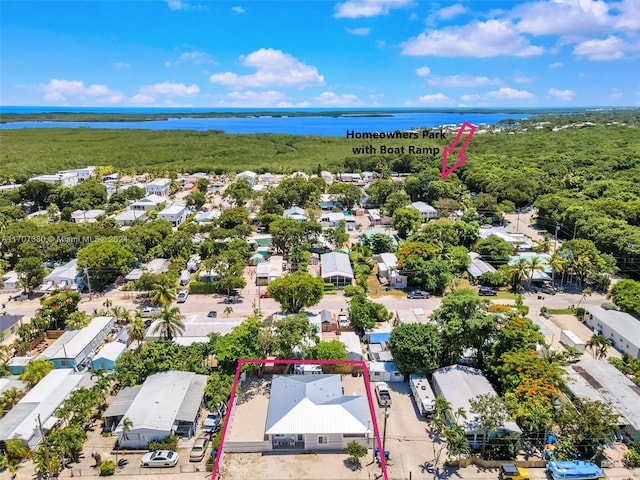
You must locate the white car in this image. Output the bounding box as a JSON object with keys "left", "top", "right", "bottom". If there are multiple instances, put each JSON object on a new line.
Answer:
{"left": 140, "top": 450, "right": 179, "bottom": 468}
{"left": 177, "top": 290, "right": 189, "bottom": 303}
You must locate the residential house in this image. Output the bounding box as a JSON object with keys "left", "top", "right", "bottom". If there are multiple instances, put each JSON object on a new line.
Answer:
{"left": 256, "top": 256, "right": 284, "bottom": 286}
{"left": 6, "top": 357, "right": 33, "bottom": 375}
{"left": 236, "top": 171, "right": 258, "bottom": 185}
{"left": 130, "top": 194, "right": 166, "bottom": 211}
{"left": 339, "top": 332, "right": 364, "bottom": 360}
{"left": 395, "top": 308, "right": 430, "bottom": 325}
{"left": 39, "top": 316, "right": 115, "bottom": 369}
{"left": 409, "top": 201, "right": 438, "bottom": 221}
{"left": 91, "top": 342, "right": 126, "bottom": 371}
{"left": 337, "top": 173, "right": 361, "bottom": 183}
{"left": 0, "top": 369, "right": 86, "bottom": 448}
{"left": 432, "top": 365, "right": 522, "bottom": 448}
{"left": 564, "top": 359, "right": 640, "bottom": 442}
{"left": 368, "top": 362, "right": 405, "bottom": 382}
{"left": 29, "top": 172, "right": 80, "bottom": 188}
{"left": 376, "top": 252, "right": 406, "bottom": 289}
{"left": 320, "top": 252, "right": 354, "bottom": 288}
{"left": 479, "top": 228, "right": 534, "bottom": 251}
{"left": 361, "top": 228, "right": 397, "bottom": 247}
{"left": 145, "top": 315, "right": 243, "bottom": 345}
{"left": 320, "top": 211, "right": 356, "bottom": 231}
{"left": 320, "top": 194, "right": 342, "bottom": 210}
{"left": 467, "top": 252, "right": 497, "bottom": 280}
{"left": 112, "top": 209, "right": 147, "bottom": 227}
{"left": 320, "top": 171, "right": 333, "bottom": 185}
{"left": 59, "top": 167, "right": 95, "bottom": 183}
{"left": 70, "top": 209, "right": 106, "bottom": 224}
{"left": 283, "top": 207, "right": 308, "bottom": 222}
{"left": 145, "top": 178, "right": 171, "bottom": 196}
{"left": 106, "top": 371, "right": 207, "bottom": 446}
{"left": 264, "top": 374, "right": 371, "bottom": 450}
{"left": 125, "top": 258, "right": 170, "bottom": 282}
{"left": 158, "top": 204, "right": 188, "bottom": 227}
{"left": 2, "top": 271, "right": 20, "bottom": 293}
{"left": 36, "top": 259, "right": 85, "bottom": 293}
{"left": 194, "top": 210, "right": 221, "bottom": 224}
{"left": 0, "top": 314, "right": 23, "bottom": 341}
{"left": 583, "top": 306, "right": 640, "bottom": 359}
{"left": 528, "top": 316, "right": 554, "bottom": 346}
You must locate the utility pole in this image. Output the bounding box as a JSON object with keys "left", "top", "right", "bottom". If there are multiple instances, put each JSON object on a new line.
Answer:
{"left": 515, "top": 209, "right": 520, "bottom": 234}
{"left": 37, "top": 414, "right": 50, "bottom": 473}
{"left": 554, "top": 223, "right": 561, "bottom": 252}
{"left": 84, "top": 267, "right": 92, "bottom": 300}
{"left": 382, "top": 405, "right": 389, "bottom": 453}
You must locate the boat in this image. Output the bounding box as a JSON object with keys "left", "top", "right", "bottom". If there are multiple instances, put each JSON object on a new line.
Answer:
{"left": 548, "top": 461, "right": 604, "bottom": 480}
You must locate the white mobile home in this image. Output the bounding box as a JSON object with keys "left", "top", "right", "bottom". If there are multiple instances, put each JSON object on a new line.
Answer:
{"left": 583, "top": 306, "right": 640, "bottom": 359}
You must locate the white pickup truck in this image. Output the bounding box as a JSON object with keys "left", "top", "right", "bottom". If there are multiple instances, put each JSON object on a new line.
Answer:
{"left": 375, "top": 382, "right": 392, "bottom": 407}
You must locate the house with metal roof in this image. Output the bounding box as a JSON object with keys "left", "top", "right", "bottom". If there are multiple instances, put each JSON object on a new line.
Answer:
{"left": 130, "top": 194, "right": 166, "bottom": 211}
{"left": 0, "top": 369, "right": 85, "bottom": 448}
{"left": 467, "top": 252, "right": 497, "bottom": 279}
{"left": 39, "top": 316, "right": 114, "bottom": 369}
{"left": 36, "top": 258, "right": 85, "bottom": 293}
{"left": 265, "top": 374, "right": 371, "bottom": 451}
{"left": 112, "top": 209, "right": 147, "bottom": 227}
{"left": 431, "top": 365, "right": 522, "bottom": 448}
{"left": 564, "top": 359, "right": 640, "bottom": 442}
{"left": 339, "top": 332, "right": 364, "bottom": 360}
{"left": 107, "top": 371, "right": 207, "bottom": 447}
{"left": 0, "top": 314, "right": 23, "bottom": 341}
{"left": 320, "top": 252, "right": 353, "bottom": 288}
{"left": 158, "top": 204, "right": 188, "bottom": 227}
{"left": 583, "top": 306, "right": 640, "bottom": 359}
{"left": 145, "top": 178, "right": 171, "bottom": 196}
{"left": 91, "top": 342, "right": 126, "bottom": 371}
{"left": 409, "top": 201, "right": 438, "bottom": 221}
{"left": 144, "top": 315, "right": 243, "bottom": 345}
{"left": 368, "top": 361, "right": 405, "bottom": 382}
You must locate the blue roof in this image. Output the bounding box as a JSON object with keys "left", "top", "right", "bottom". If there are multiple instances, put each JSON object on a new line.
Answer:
{"left": 369, "top": 332, "right": 391, "bottom": 343}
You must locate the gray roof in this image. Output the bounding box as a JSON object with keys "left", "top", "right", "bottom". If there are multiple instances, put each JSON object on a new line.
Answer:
{"left": 0, "top": 378, "right": 27, "bottom": 396}
{"left": 321, "top": 252, "right": 354, "bottom": 279}
{"left": 176, "top": 374, "right": 207, "bottom": 422}
{"left": 568, "top": 359, "right": 640, "bottom": 431}
{"left": 584, "top": 306, "right": 640, "bottom": 351}
{"left": 467, "top": 252, "right": 496, "bottom": 278}
{"left": 40, "top": 316, "right": 114, "bottom": 361}
{"left": 0, "top": 314, "right": 23, "bottom": 331}
{"left": 265, "top": 374, "right": 370, "bottom": 435}
{"left": 528, "top": 316, "right": 553, "bottom": 339}
{"left": 104, "top": 385, "right": 143, "bottom": 419}
{"left": 432, "top": 365, "right": 522, "bottom": 435}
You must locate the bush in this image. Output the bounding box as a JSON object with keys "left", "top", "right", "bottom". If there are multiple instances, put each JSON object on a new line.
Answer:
{"left": 576, "top": 307, "right": 586, "bottom": 318}
{"left": 212, "top": 429, "right": 223, "bottom": 450}
{"left": 483, "top": 432, "right": 521, "bottom": 460}
{"left": 346, "top": 440, "right": 367, "bottom": 463}
{"left": 600, "top": 302, "right": 618, "bottom": 311}
{"left": 189, "top": 281, "right": 221, "bottom": 294}
{"left": 148, "top": 434, "right": 178, "bottom": 452}
{"left": 343, "top": 285, "right": 365, "bottom": 297}
{"left": 99, "top": 460, "right": 115, "bottom": 476}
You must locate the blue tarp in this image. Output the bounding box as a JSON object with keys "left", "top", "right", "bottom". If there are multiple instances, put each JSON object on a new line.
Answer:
{"left": 369, "top": 332, "right": 391, "bottom": 344}
{"left": 548, "top": 461, "right": 604, "bottom": 480}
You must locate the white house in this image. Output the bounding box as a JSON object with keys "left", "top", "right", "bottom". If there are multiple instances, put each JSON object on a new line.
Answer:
{"left": 37, "top": 259, "right": 85, "bottom": 292}
{"left": 376, "top": 252, "right": 406, "bottom": 289}
{"left": 320, "top": 194, "right": 342, "bottom": 210}
{"left": 321, "top": 252, "right": 354, "bottom": 288}
{"left": 59, "top": 167, "right": 95, "bottom": 182}
{"left": 107, "top": 371, "right": 207, "bottom": 446}
{"left": 339, "top": 332, "right": 364, "bottom": 360}
{"left": 409, "top": 201, "right": 438, "bottom": 221}
{"left": 256, "top": 256, "right": 284, "bottom": 286}
{"left": 145, "top": 315, "right": 243, "bottom": 345}
{"left": 283, "top": 207, "right": 308, "bottom": 222}
{"left": 265, "top": 374, "right": 371, "bottom": 451}
{"left": 236, "top": 171, "right": 258, "bottom": 185}
{"left": 145, "top": 178, "right": 171, "bottom": 196}
{"left": 112, "top": 209, "right": 147, "bottom": 227}
{"left": 130, "top": 194, "right": 166, "bottom": 211}
{"left": 70, "top": 209, "right": 106, "bottom": 224}
{"left": 29, "top": 172, "right": 80, "bottom": 188}
{"left": 39, "top": 316, "right": 115, "bottom": 369}
{"left": 2, "top": 271, "right": 20, "bottom": 293}
{"left": 320, "top": 171, "right": 333, "bottom": 185}
{"left": 320, "top": 211, "right": 346, "bottom": 227}
{"left": 157, "top": 204, "right": 188, "bottom": 227}
{"left": 0, "top": 369, "right": 85, "bottom": 448}
{"left": 583, "top": 306, "right": 640, "bottom": 359}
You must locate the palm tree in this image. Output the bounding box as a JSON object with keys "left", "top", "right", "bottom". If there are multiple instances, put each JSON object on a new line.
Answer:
{"left": 548, "top": 252, "right": 566, "bottom": 287}
{"left": 150, "top": 283, "right": 176, "bottom": 307}
{"left": 128, "top": 315, "right": 146, "bottom": 353}
{"left": 576, "top": 288, "right": 592, "bottom": 309}
{"left": 0, "top": 387, "right": 25, "bottom": 413}
{"left": 111, "top": 306, "right": 131, "bottom": 325}
{"left": 223, "top": 306, "right": 233, "bottom": 318}
{"left": 102, "top": 298, "right": 113, "bottom": 313}
{"left": 508, "top": 258, "right": 529, "bottom": 292}
{"left": 586, "top": 333, "right": 609, "bottom": 360}
{"left": 151, "top": 307, "right": 185, "bottom": 341}
{"left": 527, "top": 256, "right": 545, "bottom": 290}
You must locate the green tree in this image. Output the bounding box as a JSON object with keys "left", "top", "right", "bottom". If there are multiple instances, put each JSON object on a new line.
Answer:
{"left": 324, "top": 221, "right": 350, "bottom": 250}
{"left": 392, "top": 207, "right": 422, "bottom": 238}
{"left": 0, "top": 387, "right": 25, "bottom": 415}
{"left": 15, "top": 257, "right": 45, "bottom": 293}
{"left": 506, "top": 258, "right": 529, "bottom": 292}
{"left": 267, "top": 271, "right": 324, "bottom": 313}
{"left": 347, "top": 293, "right": 391, "bottom": 334}
{"left": 196, "top": 177, "right": 210, "bottom": 193}
{"left": 20, "top": 359, "right": 54, "bottom": 387}
{"left": 65, "top": 311, "right": 91, "bottom": 330}
{"left": 269, "top": 218, "right": 306, "bottom": 256}
{"left": 77, "top": 240, "right": 134, "bottom": 290}
{"left": 607, "top": 279, "right": 640, "bottom": 318}
{"left": 38, "top": 289, "right": 82, "bottom": 330}
{"left": 383, "top": 191, "right": 411, "bottom": 216}
{"left": 224, "top": 178, "right": 253, "bottom": 206}
{"left": 346, "top": 440, "right": 367, "bottom": 466}
{"left": 150, "top": 282, "right": 176, "bottom": 307}
{"left": 185, "top": 190, "right": 206, "bottom": 209}
{"left": 327, "top": 182, "right": 362, "bottom": 210}
{"left": 272, "top": 314, "right": 319, "bottom": 359}
{"left": 469, "top": 393, "right": 510, "bottom": 457}
{"left": 476, "top": 235, "right": 514, "bottom": 265}
{"left": 388, "top": 323, "right": 442, "bottom": 376}
{"left": 586, "top": 333, "right": 609, "bottom": 360}
{"left": 151, "top": 306, "right": 185, "bottom": 341}
{"left": 527, "top": 256, "right": 545, "bottom": 289}
{"left": 361, "top": 232, "right": 395, "bottom": 254}
{"left": 127, "top": 315, "right": 146, "bottom": 352}
{"left": 309, "top": 340, "right": 349, "bottom": 361}
{"left": 204, "top": 372, "right": 234, "bottom": 408}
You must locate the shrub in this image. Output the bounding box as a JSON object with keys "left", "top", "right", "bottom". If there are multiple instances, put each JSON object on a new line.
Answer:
{"left": 189, "top": 281, "right": 221, "bottom": 294}
{"left": 346, "top": 440, "right": 367, "bottom": 463}
{"left": 148, "top": 434, "right": 178, "bottom": 452}
{"left": 483, "top": 432, "right": 521, "bottom": 460}
{"left": 343, "top": 285, "right": 365, "bottom": 297}
{"left": 600, "top": 302, "right": 618, "bottom": 311}
{"left": 99, "top": 460, "right": 115, "bottom": 476}
{"left": 576, "top": 307, "right": 586, "bottom": 318}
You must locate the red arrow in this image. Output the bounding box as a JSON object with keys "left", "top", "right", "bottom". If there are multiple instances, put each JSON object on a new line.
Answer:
{"left": 441, "top": 121, "right": 477, "bottom": 179}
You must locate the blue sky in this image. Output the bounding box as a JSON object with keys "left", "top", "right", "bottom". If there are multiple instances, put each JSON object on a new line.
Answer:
{"left": 1, "top": 0, "right": 638, "bottom": 107}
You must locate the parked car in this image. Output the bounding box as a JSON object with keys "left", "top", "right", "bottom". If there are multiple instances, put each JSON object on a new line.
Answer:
{"left": 407, "top": 290, "right": 430, "bottom": 299}
{"left": 177, "top": 289, "right": 189, "bottom": 303}
{"left": 260, "top": 291, "right": 269, "bottom": 298}
{"left": 141, "top": 306, "right": 161, "bottom": 318}
{"left": 374, "top": 382, "right": 392, "bottom": 407}
{"left": 499, "top": 464, "right": 530, "bottom": 480}
{"left": 541, "top": 311, "right": 551, "bottom": 319}
{"left": 189, "top": 437, "right": 210, "bottom": 462}
{"left": 140, "top": 450, "right": 179, "bottom": 468}
{"left": 203, "top": 404, "right": 226, "bottom": 434}
{"left": 478, "top": 286, "right": 498, "bottom": 296}
{"left": 540, "top": 286, "right": 556, "bottom": 295}
{"left": 207, "top": 311, "right": 217, "bottom": 318}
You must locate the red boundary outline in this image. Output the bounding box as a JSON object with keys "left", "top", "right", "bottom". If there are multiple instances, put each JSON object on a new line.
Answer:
{"left": 212, "top": 358, "right": 388, "bottom": 480}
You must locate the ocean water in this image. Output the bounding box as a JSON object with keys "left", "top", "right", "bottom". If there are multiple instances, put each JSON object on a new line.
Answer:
{"left": 0, "top": 107, "right": 551, "bottom": 135}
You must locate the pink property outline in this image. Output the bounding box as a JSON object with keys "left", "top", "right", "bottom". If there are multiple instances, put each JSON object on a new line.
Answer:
{"left": 212, "top": 358, "right": 389, "bottom": 480}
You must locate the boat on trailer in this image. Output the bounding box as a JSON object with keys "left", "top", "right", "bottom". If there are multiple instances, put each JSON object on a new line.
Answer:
{"left": 548, "top": 461, "right": 604, "bottom": 480}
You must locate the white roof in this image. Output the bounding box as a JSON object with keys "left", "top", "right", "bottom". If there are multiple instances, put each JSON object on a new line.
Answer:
{"left": 584, "top": 306, "right": 640, "bottom": 351}
{"left": 71, "top": 209, "right": 105, "bottom": 219}
{"left": 131, "top": 194, "right": 165, "bottom": 206}
{"left": 114, "top": 210, "right": 146, "bottom": 221}
{"left": 93, "top": 342, "right": 126, "bottom": 363}
{"left": 467, "top": 252, "right": 496, "bottom": 277}
{"left": 145, "top": 316, "right": 243, "bottom": 341}
{"left": 321, "top": 252, "right": 354, "bottom": 279}
{"left": 432, "top": 365, "right": 521, "bottom": 434}
{"left": 44, "top": 259, "right": 79, "bottom": 283}
{"left": 159, "top": 204, "right": 187, "bottom": 215}
{"left": 410, "top": 201, "right": 437, "bottom": 212}
{"left": 146, "top": 178, "right": 171, "bottom": 187}
{"left": 339, "top": 332, "right": 363, "bottom": 360}
{"left": 115, "top": 371, "right": 206, "bottom": 433}
{"left": 265, "top": 375, "right": 370, "bottom": 435}
{"left": 379, "top": 253, "right": 398, "bottom": 269}
{"left": 41, "top": 316, "right": 114, "bottom": 361}
{"left": 0, "top": 369, "right": 84, "bottom": 445}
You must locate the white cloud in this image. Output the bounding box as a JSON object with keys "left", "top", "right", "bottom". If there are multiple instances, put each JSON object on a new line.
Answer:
{"left": 209, "top": 48, "right": 325, "bottom": 88}
{"left": 487, "top": 87, "right": 534, "bottom": 99}
{"left": 427, "top": 74, "right": 501, "bottom": 87}
{"left": 346, "top": 27, "right": 371, "bottom": 36}
{"left": 39, "top": 79, "right": 121, "bottom": 102}
{"left": 167, "top": 0, "right": 186, "bottom": 10}
{"left": 130, "top": 94, "right": 155, "bottom": 104}
{"left": 514, "top": 0, "right": 613, "bottom": 36}
{"left": 231, "top": 6, "right": 246, "bottom": 13}
{"left": 405, "top": 93, "right": 453, "bottom": 106}
{"left": 460, "top": 94, "right": 482, "bottom": 102}
{"left": 549, "top": 62, "right": 564, "bottom": 68}
{"left": 609, "top": 88, "right": 623, "bottom": 99}
{"left": 401, "top": 20, "right": 544, "bottom": 57}
{"left": 333, "top": 0, "right": 411, "bottom": 18}
{"left": 140, "top": 81, "right": 200, "bottom": 97}
{"left": 436, "top": 4, "right": 467, "bottom": 20}
{"left": 548, "top": 88, "right": 575, "bottom": 100}
{"left": 416, "top": 66, "right": 431, "bottom": 77}
{"left": 573, "top": 35, "right": 625, "bottom": 60}
{"left": 225, "top": 90, "right": 286, "bottom": 107}
{"left": 615, "top": 0, "right": 640, "bottom": 30}
{"left": 314, "top": 91, "right": 361, "bottom": 106}
{"left": 513, "top": 74, "right": 535, "bottom": 83}
{"left": 113, "top": 62, "right": 130, "bottom": 69}
{"left": 165, "top": 51, "right": 217, "bottom": 67}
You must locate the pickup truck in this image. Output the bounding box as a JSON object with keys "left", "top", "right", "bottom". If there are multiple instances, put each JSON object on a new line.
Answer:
{"left": 499, "top": 464, "right": 530, "bottom": 480}
{"left": 375, "top": 382, "right": 392, "bottom": 408}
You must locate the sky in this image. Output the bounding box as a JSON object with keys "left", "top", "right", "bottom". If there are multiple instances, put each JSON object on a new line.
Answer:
{"left": 1, "top": 0, "right": 639, "bottom": 108}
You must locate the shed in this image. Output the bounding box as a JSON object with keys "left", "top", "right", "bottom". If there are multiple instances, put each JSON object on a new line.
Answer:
{"left": 92, "top": 342, "right": 126, "bottom": 371}
{"left": 367, "top": 361, "right": 405, "bottom": 382}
